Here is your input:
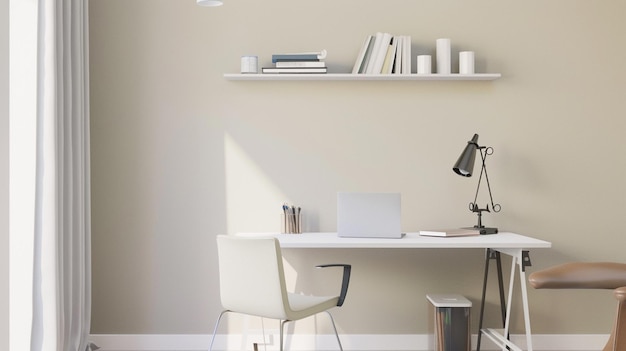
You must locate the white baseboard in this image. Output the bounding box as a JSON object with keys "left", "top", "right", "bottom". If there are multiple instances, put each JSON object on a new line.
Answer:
{"left": 90, "top": 333, "right": 609, "bottom": 351}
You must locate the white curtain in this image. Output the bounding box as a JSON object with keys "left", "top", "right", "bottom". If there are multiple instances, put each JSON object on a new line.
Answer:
{"left": 31, "top": 0, "right": 95, "bottom": 350}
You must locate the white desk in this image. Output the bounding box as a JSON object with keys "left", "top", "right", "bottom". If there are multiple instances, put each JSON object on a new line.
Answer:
{"left": 274, "top": 231, "right": 549, "bottom": 250}
{"left": 249, "top": 232, "right": 551, "bottom": 351}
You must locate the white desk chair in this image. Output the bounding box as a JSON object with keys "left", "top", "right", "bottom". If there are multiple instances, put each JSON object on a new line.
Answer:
{"left": 210, "top": 235, "right": 351, "bottom": 351}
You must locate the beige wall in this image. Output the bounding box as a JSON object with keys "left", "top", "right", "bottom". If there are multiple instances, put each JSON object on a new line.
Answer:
{"left": 1, "top": 0, "right": 9, "bottom": 348}
{"left": 89, "top": 0, "right": 626, "bottom": 335}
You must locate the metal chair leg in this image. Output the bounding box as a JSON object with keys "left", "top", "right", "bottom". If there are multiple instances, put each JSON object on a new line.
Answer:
{"left": 230, "top": 313, "right": 341, "bottom": 351}
{"left": 209, "top": 310, "right": 229, "bottom": 351}
{"left": 325, "top": 311, "right": 344, "bottom": 351}
{"left": 280, "top": 320, "right": 289, "bottom": 351}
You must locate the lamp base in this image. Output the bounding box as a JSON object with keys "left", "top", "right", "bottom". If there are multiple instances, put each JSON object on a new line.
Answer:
{"left": 463, "top": 226, "right": 498, "bottom": 235}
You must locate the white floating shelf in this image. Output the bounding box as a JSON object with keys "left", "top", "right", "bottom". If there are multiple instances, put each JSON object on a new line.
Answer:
{"left": 223, "top": 73, "right": 501, "bottom": 81}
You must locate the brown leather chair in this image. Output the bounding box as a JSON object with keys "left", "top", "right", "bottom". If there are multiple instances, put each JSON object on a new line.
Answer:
{"left": 529, "top": 262, "right": 626, "bottom": 351}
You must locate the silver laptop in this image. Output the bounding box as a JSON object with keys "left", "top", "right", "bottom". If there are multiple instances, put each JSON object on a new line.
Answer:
{"left": 337, "top": 192, "right": 403, "bottom": 239}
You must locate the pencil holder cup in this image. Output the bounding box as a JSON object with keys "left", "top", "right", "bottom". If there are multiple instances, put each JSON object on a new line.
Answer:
{"left": 281, "top": 213, "right": 302, "bottom": 234}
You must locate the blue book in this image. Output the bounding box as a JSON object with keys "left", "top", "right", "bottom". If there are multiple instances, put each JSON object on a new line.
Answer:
{"left": 272, "top": 50, "right": 327, "bottom": 63}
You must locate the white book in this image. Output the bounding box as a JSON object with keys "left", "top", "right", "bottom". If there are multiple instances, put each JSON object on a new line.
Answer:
{"left": 381, "top": 37, "right": 398, "bottom": 74}
{"left": 391, "top": 38, "right": 401, "bottom": 73}
{"left": 402, "top": 35, "right": 412, "bottom": 74}
{"left": 418, "top": 228, "right": 480, "bottom": 237}
{"left": 352, "top": 35, "right": 374, "bottom": 74}
{"left": 359, "top": 38, "right": 376, "bottom": 74}
{"left": 368, "top": 32, "right": 393, "bottom": 74}
{"left": 262, "top": 67, "right": 327, "bottom": 74}
{"left": 276, "top": 61, "right": 326, "bottom": 68}
{"left": 364, "top": 32, "right": 384, "bottom": 74}
{"left": 393, "top": 36, "right": 403, "bottom": 74}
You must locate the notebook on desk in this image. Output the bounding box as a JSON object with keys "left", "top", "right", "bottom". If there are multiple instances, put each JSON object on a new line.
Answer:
{"left": 337, "top": 192, "right": 403, "bottom": 239}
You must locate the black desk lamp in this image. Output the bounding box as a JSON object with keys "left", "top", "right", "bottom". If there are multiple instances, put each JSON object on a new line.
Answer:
{"left": 453, "top": 134, "right": 501, "bottom": 235}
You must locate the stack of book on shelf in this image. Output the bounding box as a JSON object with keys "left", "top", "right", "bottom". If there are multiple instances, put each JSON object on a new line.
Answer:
{"left": 262, "top": 49, "right": 327, "bottom": 74}
{"left": 352, "top": 33, "right": 412, "bottom": 74}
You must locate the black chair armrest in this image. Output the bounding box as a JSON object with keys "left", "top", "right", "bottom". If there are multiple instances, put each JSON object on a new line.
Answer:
{"left": 317, "top": 264, "right": 351, "bottom": 306}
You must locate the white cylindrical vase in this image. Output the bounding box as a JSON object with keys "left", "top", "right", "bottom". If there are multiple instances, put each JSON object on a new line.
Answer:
{"left": 417, "top": 55, "right": 432, "bottom": 74}
{"left": 459, "top": 51, "right": 475, "bottom": 75}
{"left": 240, "top": 55, "right": 258, "bottom": 74}
{"left": 436, "top": 38, "right": 451, "bottom": 74}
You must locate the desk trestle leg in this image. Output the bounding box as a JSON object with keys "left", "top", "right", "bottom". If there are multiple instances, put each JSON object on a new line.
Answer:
{"left": 477, "top": 249, "right": 508, "bottom": 351}
{"left": 478, "top": 249, "right": 534, "bottom": 351}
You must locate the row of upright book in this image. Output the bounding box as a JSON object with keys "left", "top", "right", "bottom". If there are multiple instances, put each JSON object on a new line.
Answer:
{"left": 352, "top": 33, "right": 412, "bottom": 74}
{"left": 262, "top": 49, "right": 328, "bottom": 74}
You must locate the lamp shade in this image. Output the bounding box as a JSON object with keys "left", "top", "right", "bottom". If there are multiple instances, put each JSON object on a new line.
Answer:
{"left": 453, "top": 134, "right": 479, "bottom": 177}
{"left": 197, "top": 0, "right": 223, "bottom": 6}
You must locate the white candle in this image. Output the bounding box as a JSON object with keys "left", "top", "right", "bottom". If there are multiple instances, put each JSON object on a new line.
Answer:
{"left": 417, "top": 55, "right": 432, "bottom": 74}
{"left": 459, "top": 51, "right": 475, "bottom": 74}
{"left": 436, "top": 38, "right": 451, "bottom": 74}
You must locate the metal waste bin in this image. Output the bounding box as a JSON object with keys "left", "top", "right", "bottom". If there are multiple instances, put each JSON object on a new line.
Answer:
{"left": 427, "top": 294, "right": 472, "bottom": 351}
